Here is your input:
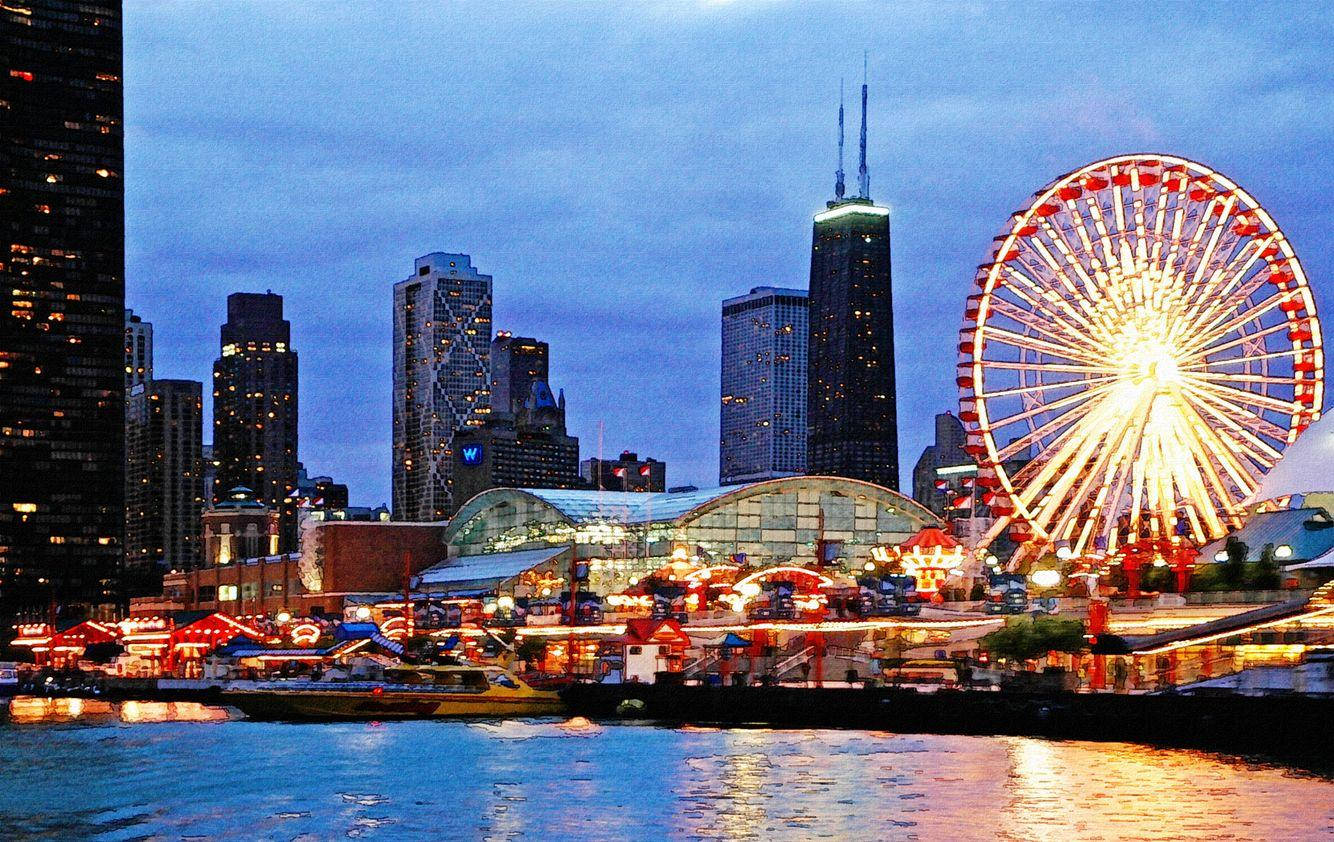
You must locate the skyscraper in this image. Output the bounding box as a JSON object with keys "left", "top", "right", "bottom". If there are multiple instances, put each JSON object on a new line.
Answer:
{"left": 806, "top": 69, "right": 899, "bottom": 489}
{"left": 452, "top": 381, "right": 582, "bottom": 507}
{"left": 393, "top": 253, "right": 493, "bottom": 521}
{"left": 125, "top": 309, "right": 152, "bottom": 389}
{"left": 212, "top": 292, "right": 299, "bottom": 550}
{"left": 1, "top": 1, "right": 125, "bottom": 620}
{"left": 720, "top": 287, "right": 808, "bottom": 485}
{"left": 491, "top": 332, "right": 549, "bottom": 417}
{"left": 125, "top": 379, "right": 204, "bottom": 588}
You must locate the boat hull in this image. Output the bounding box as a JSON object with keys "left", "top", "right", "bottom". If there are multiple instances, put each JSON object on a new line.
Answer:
{"left": 222, "top": 689, "right": 565, "bottom": 721}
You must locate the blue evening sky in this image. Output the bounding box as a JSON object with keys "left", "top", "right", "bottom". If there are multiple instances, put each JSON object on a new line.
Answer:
{"left": 123, "top": 2, "right": 1334, "bottom": 506}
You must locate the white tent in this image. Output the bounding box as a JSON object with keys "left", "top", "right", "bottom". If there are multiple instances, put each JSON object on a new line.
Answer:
{"left": 1250, "top": 414, "right": 1334, "bottom": 504}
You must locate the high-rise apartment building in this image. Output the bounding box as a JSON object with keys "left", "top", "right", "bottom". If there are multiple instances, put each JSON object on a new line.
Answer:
{"left": 125, "top": 309, "right": 152, "bottom": 389}
{"left": 491, "top": 333, "right": 548, "bottom": 417}
{"left": 393, "top": 253, "right": 492, "bottom": 521}
{"left": 720, "top": 287, "right": 808, "bottom": 485}
{"left": 806, "top": 73, "right": 899, "bottom": 489}
{"left": 1, "top": 2, "right": 125, "bottom": 619}
{"left": 125, "top": 379, "right": 204, "bottom": 589}
{"left": 212, "top": 292, "right": 299, "bottom": 550}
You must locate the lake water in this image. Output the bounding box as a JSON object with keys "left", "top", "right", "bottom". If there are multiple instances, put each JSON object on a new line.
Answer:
{"left": 2, "top": 697, "right": 1332, "bottom": 841}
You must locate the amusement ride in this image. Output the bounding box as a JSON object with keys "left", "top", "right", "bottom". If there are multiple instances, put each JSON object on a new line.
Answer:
{"left": 957, "top": 154, "right": 1324, "bottom": 570}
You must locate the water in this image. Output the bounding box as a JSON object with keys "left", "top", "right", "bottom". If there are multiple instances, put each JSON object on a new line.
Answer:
{"left": 2, "top": 698, "right": 1332, "bottom": 841}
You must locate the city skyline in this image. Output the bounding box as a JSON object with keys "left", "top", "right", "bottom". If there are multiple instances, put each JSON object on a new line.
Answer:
{"left": 122, "top": 2, "right": 1334, "bottom": 505}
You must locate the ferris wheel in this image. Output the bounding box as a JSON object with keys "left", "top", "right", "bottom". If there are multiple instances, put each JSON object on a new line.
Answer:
{"left": 958, "top": 154, "right": 1324, "bottom": 560}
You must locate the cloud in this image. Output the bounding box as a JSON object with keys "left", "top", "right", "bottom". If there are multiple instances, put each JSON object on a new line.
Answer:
{"left": 124, "top": 1, "right": 1334, "bottom": 502}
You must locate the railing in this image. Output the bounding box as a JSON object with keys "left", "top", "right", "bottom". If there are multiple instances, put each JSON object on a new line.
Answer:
{"left": 683, "top": 653, "right": 721, "bottom": 677}
{"left": 772, "top": 646, "right": 814, "bottom": 677}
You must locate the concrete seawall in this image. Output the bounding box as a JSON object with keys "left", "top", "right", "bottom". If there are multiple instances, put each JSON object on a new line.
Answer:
{"left": 561, "top": 684, "right": 1334, "bottom": 771}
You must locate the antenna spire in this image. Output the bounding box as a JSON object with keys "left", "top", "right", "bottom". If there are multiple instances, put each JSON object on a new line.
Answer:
{"left": 858, "top": 52, "right": 869, "bottom": 199}
{"left": 835, "top": 79, "right": 845, "bottom": 200}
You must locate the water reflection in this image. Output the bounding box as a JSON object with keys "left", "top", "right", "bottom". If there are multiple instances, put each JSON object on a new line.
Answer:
{"left": 0, "top": 707, "right": 1330, "bottom": 840}
{"left": 7, "top": 695, "right": 233, "bottom": 724}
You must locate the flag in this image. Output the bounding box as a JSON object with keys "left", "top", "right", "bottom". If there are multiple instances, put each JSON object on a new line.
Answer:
{"left": 613, "top": 467, "right": 628, "bottom": 478}
{"left": 962, "top": 476, "right": 975, "bottom": 488}
{"left": 934, "top": 479, "right": 949, "bottom": 491}
{"left": 951, "top": 494, "right": 972, "bottom": 509}
{"left": 639, "top": 464, "right": 651, "bottom": 477}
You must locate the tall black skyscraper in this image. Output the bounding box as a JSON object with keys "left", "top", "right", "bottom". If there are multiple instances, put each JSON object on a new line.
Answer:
{"left": 491, "top": 333, "right": 549, "bottom": 417}
{"left": 806, "top": 69, "right": 899, "bottom": 489}
{"left": 212, "top": 292, "right": 299, "bottom": 551}
{"left": 1, "top": 2, "right": 125, "bottom": 620}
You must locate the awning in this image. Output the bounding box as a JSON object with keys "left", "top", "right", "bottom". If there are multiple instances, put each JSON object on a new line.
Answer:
{"left": 415, "top": 546, "right": 569, "bottom": 593}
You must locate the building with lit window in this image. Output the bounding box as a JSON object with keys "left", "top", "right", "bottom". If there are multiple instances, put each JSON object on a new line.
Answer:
{"left": 212, "top": 292, "right": 299, "bottom": 550}
{"left": 423, "top": 476, "right": 940, "bottom": 599}
{"left": 806, "top": 76, "right": 899, "bottom": 489}
{"left": 452, "top": 381, "right": 582, "bottom": 506}
{"left": 125, "top": 309, "right": 152, "bottom": 389}
{"left": 125, "top": 379, "right": 204, "bottom": 590}
{"left": 1, "top": 1, "right": 126, "bottom": 620}
{"left": 491, "top": 333, "right": 548, "bottom": 417}
{"left": 721, "top": 287, "right": 808, "bottom": 485}
{"left": 582, "top": 451, "right": 666, "bottom": 493}
{"left": 393, "top": 253, "right": 493, "bottom": 521}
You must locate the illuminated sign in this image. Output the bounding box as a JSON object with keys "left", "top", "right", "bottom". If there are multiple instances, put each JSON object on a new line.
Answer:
{"left": 460, "top": 444, "right": 484, "bottom": 466}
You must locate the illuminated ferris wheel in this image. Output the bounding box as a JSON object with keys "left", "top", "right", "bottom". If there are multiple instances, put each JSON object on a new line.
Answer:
{"left": 958, "top": 154, "right": 1324, "bottom": 559}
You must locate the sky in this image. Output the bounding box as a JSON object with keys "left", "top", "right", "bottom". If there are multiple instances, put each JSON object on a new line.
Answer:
{"left": 123, "top": 1, "right": 1334, "bottom": 506}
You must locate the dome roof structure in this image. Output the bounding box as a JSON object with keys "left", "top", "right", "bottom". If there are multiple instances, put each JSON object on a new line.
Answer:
{"left": 1249, "top": 413, "right": 1334, "bottom": 504}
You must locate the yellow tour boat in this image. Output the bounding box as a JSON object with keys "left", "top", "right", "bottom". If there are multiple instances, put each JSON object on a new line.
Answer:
{"left": 221, "top": 664, "right": 565, "bottom": 720}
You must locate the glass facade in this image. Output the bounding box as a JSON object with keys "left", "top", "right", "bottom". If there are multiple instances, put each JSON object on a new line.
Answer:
{"left": 1, "top": 1, "right": 125, "bottom": 619}
{"left": 393, "top": 253, "right": 493, "bottom": 521}
{"left": 444, "top": 477, "right": 939, "bottom": 597}
{"left": 720, "top": 287, "right": 808, "bottom": 485}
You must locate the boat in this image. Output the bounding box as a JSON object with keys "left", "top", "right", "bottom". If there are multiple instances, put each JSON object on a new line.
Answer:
{"left": 220, "top": 664, "right": 565, "bottom": 720}
{"left": 0, "top": 662, "right": 18, "bottom": 698}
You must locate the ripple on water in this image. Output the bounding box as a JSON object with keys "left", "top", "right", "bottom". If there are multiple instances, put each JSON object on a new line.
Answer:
{"left": 1, "top": 709, "right": 1332, "bottom": 840}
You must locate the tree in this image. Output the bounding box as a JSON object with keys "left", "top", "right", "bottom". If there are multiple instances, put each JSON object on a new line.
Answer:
{"left": 1249, "top": 543, "right": 1282, "bottom": 590}
{"left": 1222, "top": 534, "right": 1249, "bottom": 589}
{"left": 979, "top": 615, "right": 1086, "bottom": 665}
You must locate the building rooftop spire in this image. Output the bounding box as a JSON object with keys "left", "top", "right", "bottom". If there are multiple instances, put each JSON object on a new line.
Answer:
{"left": 835, "top": 79, "right": 846, "bottom": 200}
{"left": 858, "top": 52, "right": 869, "bottom": 200}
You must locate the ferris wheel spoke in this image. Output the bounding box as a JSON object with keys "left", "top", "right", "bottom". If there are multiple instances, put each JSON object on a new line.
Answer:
{"left": 1182, "top": 378, "right": 1296, "bottom": 417}
{"left": 981, "top": 360, "right": 1108, "bottom": 375}
{"left": 1033, "top": 221, "right": 1102, "bottom": 308}
{"left": 1179, "top": 309, "right": 1293, "bottom": 364}
{"left": 981, "top": 378, "right": 1115, "bottom": 432}
{"left": 987, "top": 295, "right": 1110, "bottom": 357}
{"left": 991, "top": 399, "right": 1100, "bottom": 463}
{"left": 1165, "top": 418, "right": 1234, "bottom": 539}
{"left": 1173, "top": 396, "right": 1264, "bottom": 497}
{"left": 979, "top": 374, "right": 1118, "bottom": 401}
{"left": 1184, "top": 395, "right": 1284, "bottom": 467}
{"left": 1185, "top": 343, "right": 1307, "bottom": 369}
{"left": 1181, "top": 382, "right": 1292, "bottom": 442}
{"left": 1184, "top": 291, "right": 1296, "bottom": 357}
{"left": 1049, "top": 392, "right": 1154, "bottom": 548}
{"left": 980, "top": 325, "right": 1109, "bottom": 366}
{"left": 1028, "top": 392, "right": 1147, "bottom": 536}
{"left": 1177, "top": 273, "right": 1272, "bottom": 350}
{"left": 1189, "top": 371, "right": 1299, "bottom": 388}
{"left": 998, "top": 266, "right": 1100, "bottom": 334}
